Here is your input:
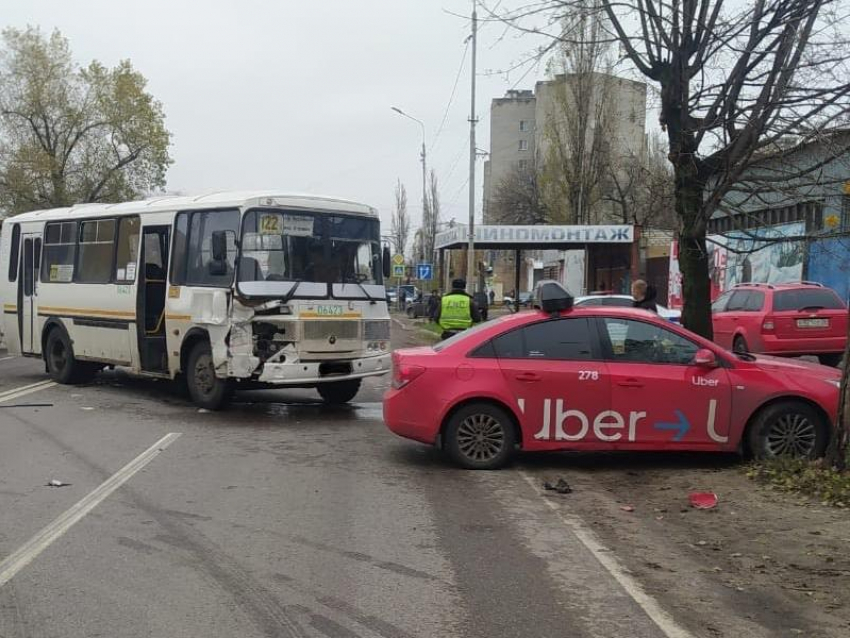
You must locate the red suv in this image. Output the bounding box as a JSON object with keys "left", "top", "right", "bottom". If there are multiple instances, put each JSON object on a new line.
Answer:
{"left": 712, "top": 282, "right": 847, "bottom": 366}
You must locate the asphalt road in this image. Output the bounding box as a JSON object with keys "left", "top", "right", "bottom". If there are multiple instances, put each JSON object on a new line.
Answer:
{"left": 0, "top": 339, "right": 691, "bottom": 638}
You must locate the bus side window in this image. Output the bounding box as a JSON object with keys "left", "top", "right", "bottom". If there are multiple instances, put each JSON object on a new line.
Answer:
{"left": 77, "top": 219, "right": 116, "bottom": 283}
{"left": 115, "top": 216, "right": 141, "bottom": 283}
{"left": 170, "top": 213, "right": 189, "bottom": 285}
{"left": 7, "top": 224, "right": 20, "bottom": 282}
{"left": 42, "top": 221, "right": 78, "bottom": 283}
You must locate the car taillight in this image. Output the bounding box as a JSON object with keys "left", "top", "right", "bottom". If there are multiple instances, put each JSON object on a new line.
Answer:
{"left": 762, "top": 316, "right": 775, "bottom": 332}
{"left": 392, "top": 362, "right": 426, "bottom": 389}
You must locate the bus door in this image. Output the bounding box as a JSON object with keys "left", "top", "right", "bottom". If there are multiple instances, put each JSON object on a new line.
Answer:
{"left": 136, "top": 226, "right": 170, "bottom": 373}
{"left": 18, "top": 234, "right": 42, "bottom": 355}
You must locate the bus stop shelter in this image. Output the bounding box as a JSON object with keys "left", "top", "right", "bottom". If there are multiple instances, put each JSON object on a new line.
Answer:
{"left": 434, "top": 223, "right": 639, "bottom": 309}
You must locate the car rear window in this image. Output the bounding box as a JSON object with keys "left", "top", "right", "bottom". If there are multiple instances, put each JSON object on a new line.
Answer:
{"left": 772, "top": 288, "right": 845, "bottom": 311}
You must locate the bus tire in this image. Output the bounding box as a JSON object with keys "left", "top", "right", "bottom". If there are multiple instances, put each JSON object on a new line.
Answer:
{"left": 45, "top": 328, "right": 98, "bottom": 384}
{"left": 186, "top": 341, "right": 232, "bottom": 410}
{"left": 317, "top": 379, "right": 361, "bottom": 404}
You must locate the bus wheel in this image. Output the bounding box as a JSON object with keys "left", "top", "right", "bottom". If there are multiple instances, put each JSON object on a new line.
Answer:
{"left": 186, "top": 341, "right": 232, "bottom": 410}
{"left": 45, "top": 329, "right": 98, "bottom": 384}
{"left": 317, "top": 379, "right": 361, "bottom": 404}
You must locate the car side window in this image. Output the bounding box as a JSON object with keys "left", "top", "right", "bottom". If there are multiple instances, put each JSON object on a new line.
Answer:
{"left": 492, "top": 318, "right": 594, "bottom": 360}
{"left": 600, "top": 297, "right": 633, "bottom": 307}
{"left": 711, "top": 291, "right": 731, "bottom": 313}
{"left": 744, "top": 290, "right": 764, "bottom": 311}
{"left": 726, "top": 290, "right": 749, "bottom": 312}
{"left": 601, "top": 318, "right": 698, "bottom": 365}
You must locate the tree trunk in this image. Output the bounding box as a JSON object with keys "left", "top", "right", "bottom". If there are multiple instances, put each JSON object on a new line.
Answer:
{"left": 675, "top": 162, "right": 713, "bottom": 339}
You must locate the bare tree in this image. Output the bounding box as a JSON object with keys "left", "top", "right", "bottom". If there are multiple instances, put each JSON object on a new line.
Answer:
{"left": 604, "top": 132, "right": 676, "bottom": 229}
{"left": 488, "top": 0, "right": 850, "bottom": 338}
{"left": 391, "top": 179, "right": 410, "bottom": 256}
{"left": 537, "top": 6, "right": 617, "bottom": 224}
{"left": 489, "top": 161, "right": 548, "bottom": 224}
{"left": 418, "top": 170, "right": 441, "bottom": 264}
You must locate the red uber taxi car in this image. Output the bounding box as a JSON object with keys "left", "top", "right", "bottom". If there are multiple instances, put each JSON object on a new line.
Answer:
{"left": 712, "top": 282, "right": 847, "bottom": 366}
{"left": 384, "top": 282, "right": 841, "bottom": 469}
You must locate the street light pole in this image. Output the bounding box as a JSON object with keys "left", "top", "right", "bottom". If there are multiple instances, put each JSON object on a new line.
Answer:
{"left": 466, "top": 1, "right": 478, "bottom": 295}
{"left": 391, "top": 107, "right": 428, "bottom": 262}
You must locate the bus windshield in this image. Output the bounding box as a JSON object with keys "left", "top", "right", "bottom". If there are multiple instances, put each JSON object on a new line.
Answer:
{"left": 238, "top": 209, "right": 382, "bottom": 295}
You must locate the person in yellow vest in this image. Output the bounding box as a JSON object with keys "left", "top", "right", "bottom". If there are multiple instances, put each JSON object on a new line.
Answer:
{"left": 435, "top": 278, "right": 482, "bottom": 339}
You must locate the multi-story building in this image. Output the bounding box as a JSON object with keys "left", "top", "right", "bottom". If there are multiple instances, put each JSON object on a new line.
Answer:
{"left": 482, "top": 73, "right": 648, "bottom": 294}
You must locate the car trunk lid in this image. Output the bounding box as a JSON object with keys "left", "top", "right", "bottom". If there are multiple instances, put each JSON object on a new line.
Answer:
{"left": 769, "top": 288, "right": 847, "bottom": 340}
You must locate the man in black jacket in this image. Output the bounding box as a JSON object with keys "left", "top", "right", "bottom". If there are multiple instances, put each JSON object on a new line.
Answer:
{"left": 632, "top": 279, "right": 658, "bottom": 313}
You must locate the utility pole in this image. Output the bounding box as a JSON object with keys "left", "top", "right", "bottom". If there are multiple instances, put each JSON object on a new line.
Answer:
{"left": 466, "top": 0, "right": 477, "bottom": 295}
{"left": 390, "top": 106, "right": 427, "bottom": 262}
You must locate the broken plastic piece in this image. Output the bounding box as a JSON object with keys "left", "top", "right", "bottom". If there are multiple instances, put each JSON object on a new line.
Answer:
{"left": 47, "top": 479, "right": 71, "bottom": 487}
{"left": 689, "top": 492, "right": 719, "bottom": 509}
{"left": 620, "top": 505, "right": 635, "bottom": 512}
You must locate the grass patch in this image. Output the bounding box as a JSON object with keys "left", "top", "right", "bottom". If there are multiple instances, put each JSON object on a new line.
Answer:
{"left": 419, "top": 322, "right": 442, "bottom": 335}
{"left": 746, "top": 457, "right": 850, "bottom": 508}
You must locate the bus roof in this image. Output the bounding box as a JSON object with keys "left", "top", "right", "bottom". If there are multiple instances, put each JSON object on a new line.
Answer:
{"left": 10, "top": 191, "right": 379, "bottom": 222}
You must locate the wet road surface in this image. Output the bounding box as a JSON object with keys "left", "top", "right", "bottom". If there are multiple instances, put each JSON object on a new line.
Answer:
{"left": 0, "top": 349, "right": 693, "bottom": 638}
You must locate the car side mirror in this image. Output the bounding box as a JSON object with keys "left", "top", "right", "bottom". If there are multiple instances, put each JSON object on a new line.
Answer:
{"left": 211, "top": 230, "right": 229, "bottom": 262}
{"left": 382, "top": 246, "right": 391, "bottom": 279}
{"left": 694, "top": 348, "right": 719, "bottom": 368}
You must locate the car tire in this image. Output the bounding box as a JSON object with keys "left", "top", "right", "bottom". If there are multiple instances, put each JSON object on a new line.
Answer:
{"left": 186, "top": 341, "right": 232, "bottom": 410}
{"left": 444, "top": 403, "right": 517, "bottom": 470}
{"left": 317, "top": 379, "right": 361, "bottom": 404}
{"left": 748, "top": 401, "right": 828, "bottom": 460}
{"left": 733, "top": 335, "right": 749, "bottom": 354}
{"left": 45, "top": 328, "right": 99, "bottom": 384}
{"left": 818, "top": 353, "right": 843, "bottom": 367}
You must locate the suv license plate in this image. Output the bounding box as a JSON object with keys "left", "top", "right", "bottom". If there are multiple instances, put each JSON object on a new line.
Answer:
{"left": 797, "top": 318, "right": 829, "bottom": 328}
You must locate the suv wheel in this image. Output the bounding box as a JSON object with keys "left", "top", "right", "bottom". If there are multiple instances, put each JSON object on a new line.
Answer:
{"left": 748, "top": 401, "right": 828, "bottom": 459}
{"left": 818, "top": 353, "right": 842, "bottom": 367}
{"left": 444, "top": 403, "right": 517, "bottom": 470}
{"left": 733, "top": 335, "right": 749, "bottom": 354}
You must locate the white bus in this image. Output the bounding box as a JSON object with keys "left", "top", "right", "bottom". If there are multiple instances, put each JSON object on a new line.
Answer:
{"left": 0, "top": 191, "right": 392, "bottom": 408}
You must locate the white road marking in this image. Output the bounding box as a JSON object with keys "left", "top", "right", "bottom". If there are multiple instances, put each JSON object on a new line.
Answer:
{"left": 519, "top": 471, "right": 696, "bottom": 638}
{"left": 0, "top": 355, "right": 16, "bottom": 361}
{"left": 0, "top": 432, "right": 181, "bottom": 588}
{"left": 391, "top": 317, "right": 410, "bottom": 331}
{"left": 0, "top": 380, "right": 57, "bottom": 404}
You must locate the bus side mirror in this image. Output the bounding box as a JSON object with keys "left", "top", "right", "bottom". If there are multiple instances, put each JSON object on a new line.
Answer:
{"left": 382, "top": 246, "right": 391, "bottom": 279}
{"left": 211, "top": 230, "right": 228, "bottom": 262}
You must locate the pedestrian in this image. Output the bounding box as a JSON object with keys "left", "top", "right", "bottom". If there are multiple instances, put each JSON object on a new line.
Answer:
{"left": 488, "top": 289, "right": 495, "bottom": 306}
{"left": 435, "top": 278, "right": 482, "bottom": 340}
{"left": 427, "top": 290, "right": 440, "bottom": 321}
{"left": 632, "top": 279, "right": 658, "bottom": 313}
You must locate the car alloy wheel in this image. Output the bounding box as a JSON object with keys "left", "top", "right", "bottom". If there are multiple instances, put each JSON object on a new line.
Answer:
{"left": 765, "top": 412, "right": 817, "bottom": 457}
{"left": 456, "top": 413, "right": 506, "bottom": 463}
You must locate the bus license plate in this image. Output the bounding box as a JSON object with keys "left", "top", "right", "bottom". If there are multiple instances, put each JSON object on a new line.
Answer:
{"left": 316, "top": 305, "right": 344, "bottom": 316}
{"left": 797, "top": 318, "right": 828, "bottom": 328}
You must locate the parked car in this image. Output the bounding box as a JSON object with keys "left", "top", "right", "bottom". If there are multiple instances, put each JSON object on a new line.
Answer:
{"left": 386, "top": 287, "right": 399, "bottom": 304}
{"left": 573, "top": 294, "right": 681, "bottom": 323}
{"left": 503, "top": 292, "right": 533, "bottom": 307}
{"left": 711, "top": 282, "right": 847, "bottom": 366}
{"left": 384, "top": 282, "right": 840, "bottom": 469}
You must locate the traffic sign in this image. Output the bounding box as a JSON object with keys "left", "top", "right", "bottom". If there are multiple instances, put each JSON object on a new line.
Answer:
{"left": 392, "top": 253, "right": 405, "bottom": 266}
{"left": 416, "top": 263, "right": 433, "bottom": 281}
{"left": 392, "top": 264, "right": 406, "bottom": 278}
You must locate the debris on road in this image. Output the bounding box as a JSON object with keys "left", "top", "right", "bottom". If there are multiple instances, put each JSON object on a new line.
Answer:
{"left": 620, "top": 505, "right": 635, "bottom": 512}
{"left": 46, "top": 479, "right": 71, "bottom": 487}
{"left": 543, "top": 478, "right": 573, "bottom": 494}
{"left": 80, "top": 406, "right": 95, "bottom": 411}
{"left": 689, "top": 492, "right": 719, "bottom": 509}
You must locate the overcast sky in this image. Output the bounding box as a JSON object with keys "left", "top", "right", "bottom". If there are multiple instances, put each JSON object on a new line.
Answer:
{"left": 7, "top": 1, "right": 550, "bottom": 231}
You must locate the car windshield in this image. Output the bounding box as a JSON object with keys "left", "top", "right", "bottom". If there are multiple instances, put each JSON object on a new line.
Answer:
{"left": 773, "top": 288, "right": 844, "bottom": 311}
{"left": 239, "top": 209, "right": 381, "bottom": 284}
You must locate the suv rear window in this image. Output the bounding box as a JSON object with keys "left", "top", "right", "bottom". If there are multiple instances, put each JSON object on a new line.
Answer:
{"left": 773, "top": 288, "right": 845, "bottom": 311}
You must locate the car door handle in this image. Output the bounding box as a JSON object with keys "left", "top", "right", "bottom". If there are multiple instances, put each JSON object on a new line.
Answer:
{"left": 617, "top": 378, "right": 644, "bottom": 388}
{"left": 515, "top": 372, "right": 541, "bottom": 382}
